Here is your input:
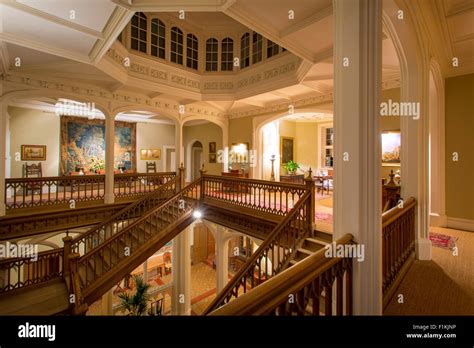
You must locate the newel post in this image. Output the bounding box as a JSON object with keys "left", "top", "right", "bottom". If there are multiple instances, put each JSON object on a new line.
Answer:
{"left": 62, "top": 235, "right": 72, "bottom": 281}
{"left": 305, "top": 168, "right": 315, "bottom": 236}
{"left": 178, "top": 163, "right": 185, "bottom": 191}
{"left": 199, "top": 164, "right": 206, "bottom": 199}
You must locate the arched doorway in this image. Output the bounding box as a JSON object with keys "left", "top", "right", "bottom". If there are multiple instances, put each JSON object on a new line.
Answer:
{"left": 191, "top": 141, "right": 203, "bottom": 180}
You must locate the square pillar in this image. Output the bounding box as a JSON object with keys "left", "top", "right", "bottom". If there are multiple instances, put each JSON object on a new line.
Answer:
{"left": 333, "top": 0, "right": 383, "bottom": 314}
{"left": 215, "top": 226, "right": 229, "bottom": 293}
{"left": 171, "top": 223, "right": 192, "bottom": 315}
{"left": 104, "top": 114, "right": 115, "bottom": 204}
{"left": 0, "top": 102, "right": 7, "bottom": 216}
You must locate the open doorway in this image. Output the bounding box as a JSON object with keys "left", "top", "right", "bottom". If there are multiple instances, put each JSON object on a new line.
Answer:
{"left": 191, "top": 141, "right": 203, "bottom": 180}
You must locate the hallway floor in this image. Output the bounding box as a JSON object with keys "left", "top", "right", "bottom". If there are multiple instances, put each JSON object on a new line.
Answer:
{"left": 384, "top": 226, "right": 474, "bottom": 315}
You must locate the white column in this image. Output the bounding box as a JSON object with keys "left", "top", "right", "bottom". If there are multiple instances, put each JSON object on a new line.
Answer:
{"left": 333, "top": 0, "right": 382, "bottom": 314}
{"left": 400, "top": 64, "right": 431, "bottom": 260}
{"left": 0, "top": 102, "right": 7, "bottom": 216}
{"left": 104, "top": 113, "right": 115, "bottom": 204}
{"left": 215, "top": 226, "right": 229, "bottom": 293}
{"left": 171, "top": 223, "right": 192, "bottom": 315}
{"left": 222, "top": 126, "right": 229, "bottom": 173}
{"left": 143, "top": 260, "right": 148, "bottom": 283}
{"left": 175, "top": 121, "right": 184, "bottom": 171}
{"left": 101, "top": 288, "right": 114, "bottom": 315}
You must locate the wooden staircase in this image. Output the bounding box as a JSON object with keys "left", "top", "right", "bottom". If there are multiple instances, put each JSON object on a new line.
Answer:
{"left": 69, "top": 178, "right": 202, "bottom": 312}
{"left": 289, "top": 230, "right": 332, "bottom": 266}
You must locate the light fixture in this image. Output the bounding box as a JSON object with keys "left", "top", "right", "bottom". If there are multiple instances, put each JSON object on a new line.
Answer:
{"left": 193, "top": 210, "right": 202, "bottom": 219}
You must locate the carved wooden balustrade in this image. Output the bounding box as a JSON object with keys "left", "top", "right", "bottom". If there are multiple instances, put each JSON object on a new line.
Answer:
{"left": 0, "top": 248, "right": 63, "bottom": 293}
{"left": 382, "top": 196, "right": 416, "bottom": 308}
{"left": 69, "top": 178, "right": 201, "bottom": 309}
{"left": 4, "top": 172, "right": 176, "bottom": 211}
{"left": 70, "top": 176, "right": 179, "bottom": 256}
{"left": 202, "top": 174, "right": 307, "bottom": 216}
{"left": 208, "top": 234, "right": 354, "bottom": 315}
{"left": 203, "top": 189, "right": 313, "bottom": 314}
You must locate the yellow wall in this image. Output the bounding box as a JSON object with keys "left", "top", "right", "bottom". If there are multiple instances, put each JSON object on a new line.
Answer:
{"left": 9, "top": 106, "right": 60, "bottom": 178}
{"left": 295, "top": 122, "right": 319, "bottom": 171}
{"left": 380, "top": 88, "right": 401, "bottom": 180}
{"left": 445, "top": 73, "right": 474, "bottom": 221}
{"left": 8, "top": 106, "right": 176, "bottom": 177}
{"left": 183, "top": 122, "right": 223, "bottom": 176}
{"left": 229, "top": 116, "right": 253, "bottom": 149}
{"left": 136, "top": 123, "right": 175, "bottom": 172}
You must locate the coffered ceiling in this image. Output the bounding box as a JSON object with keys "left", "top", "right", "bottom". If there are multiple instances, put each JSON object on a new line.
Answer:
{"left": 0, "top": 0, "right": 472, "bottom": 122}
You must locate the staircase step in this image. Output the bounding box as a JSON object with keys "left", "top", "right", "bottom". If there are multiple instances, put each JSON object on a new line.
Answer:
{"left": 303, "top": 237, "right": 327, "bottom": 252}
{"left": 313, "top": 230, "right": 333, "bottom": 243}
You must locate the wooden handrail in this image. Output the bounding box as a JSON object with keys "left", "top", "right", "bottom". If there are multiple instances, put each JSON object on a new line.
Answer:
{"left": 70, "top": 176, "right": 179, "bottom": 255}
{"left": 0, "top": 248, "right": 63, "bottom": 293}
{"left": 382, "top": 196, "right": 416, "bottom": 226}
{"left": 202, "top": 174, "right": 306, "bottom": 189}
{"left": 71, "top": 178, "right": 202, "bottom": 300}
{"left": 202, "top": 174, "right": 307, "bottom": 216}
{"left": 5, "top": 172, "right": 176, "bottom": 211}
{"left": 203, "top": 189, "right": 312, "bottom": 314}
{"left": 209, "top": 234, "right": 354, "bottom": 315}
{"left": 381, "top": 196, "right": 416, "bottom": 307}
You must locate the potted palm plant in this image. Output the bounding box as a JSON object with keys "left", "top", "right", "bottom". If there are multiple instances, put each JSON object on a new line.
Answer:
{"left": 283, "top": 160, "right": 300, "bottom": 175}
{"left": 118, "top": 275, "right": 151, "bottom": 316}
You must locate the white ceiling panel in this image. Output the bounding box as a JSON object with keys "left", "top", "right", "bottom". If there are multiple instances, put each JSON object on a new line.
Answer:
{"left": 1, "top": 4, "right": 96, "bottom": 55}
{"left": 16, "top": 0, "right": 116, "bottom": 32}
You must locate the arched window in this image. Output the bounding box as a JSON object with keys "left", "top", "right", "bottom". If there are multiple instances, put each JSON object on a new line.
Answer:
{"left": 221, "top": 38, "right": 233, "bottom": 71}
{"left": 151, "top": 19, "right": 165, "bottom": 59}
{"left": 267, "top": 39, "right": 280, "bottom": 58}
{"left": 206, "top": 38, "right": 218, "bottom": 71}
{"left": 252, "top": 32, "right": 262, "bottom": 64}
{"left": 186, "top": 34, "right": 198, "bottom": 70}
{"left": 171, "top": 27, "right": 184, "bottom": 65}
{"left": 131, "top": 12, "right": 147, "bottom": 53}
{"left": 240, "top": 33, "right": 250, "bottom": 69}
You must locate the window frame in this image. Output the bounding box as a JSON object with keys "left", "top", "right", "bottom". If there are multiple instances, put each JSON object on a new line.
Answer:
{"left": 206, "top": 37, "right": 219, "bottom": 72}
{"left": 170, "top": 26, "right": 184, "bottom": 65}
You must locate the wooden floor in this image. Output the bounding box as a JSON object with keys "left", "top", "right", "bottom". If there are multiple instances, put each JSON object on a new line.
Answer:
{"left": 0, "top": 279, "right": 70, "bottom": 315}
{"left": 384, "top": 227, "right": 474, "bottom": 315}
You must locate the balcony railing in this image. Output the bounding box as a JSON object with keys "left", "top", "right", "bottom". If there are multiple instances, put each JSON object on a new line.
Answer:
{"left": 4, "top": 172, "right": 176, "bottom": 211}
{"left": 0, "top": 248, "right": 63, "bottom": 293}
{"left": 208, "top": 234, "right": 354, "bottom": 316}
{"left": 201, "top": 174, "right": 307, "bottom": 216}
{"left": 382, "top": 196, "right": 416, "bottom": 308}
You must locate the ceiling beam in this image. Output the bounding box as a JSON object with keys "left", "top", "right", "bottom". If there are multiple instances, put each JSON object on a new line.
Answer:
{"left": 270, "top": 91, "right": 292, "bottom": 101}
{"left": 90, "top": 6, "right": 134, "bottom": 64}
{"left": 113, "top": 0, "right": 232, "bottom": 12}
{"left": 280, "top": 5, "right": 332, "bottom": 38}
{"left": 0, "top": 0, "right": 104, "bottom": 40}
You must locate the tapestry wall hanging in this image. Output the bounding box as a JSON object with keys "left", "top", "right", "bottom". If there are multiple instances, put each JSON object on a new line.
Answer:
{"left": 60, "top": 116, "right": 136, "bottom": 174}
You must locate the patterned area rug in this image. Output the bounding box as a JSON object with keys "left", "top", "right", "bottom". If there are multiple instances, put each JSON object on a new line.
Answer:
{"left": 429, "top": 232, "right": 458, "bottom": 250}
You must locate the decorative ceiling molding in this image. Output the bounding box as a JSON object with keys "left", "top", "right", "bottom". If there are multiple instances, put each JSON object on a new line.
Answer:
{"left": 103, "top": 45, "right": 305, "bottom": 100}
{"left": 0, "top": 72, "right": 225, "bottom": 119}
{"left": 113, "top": 0, "right": 234, "bottom": 12}
{"left": 228, "top": 74, "right": 401, "bottom": 120}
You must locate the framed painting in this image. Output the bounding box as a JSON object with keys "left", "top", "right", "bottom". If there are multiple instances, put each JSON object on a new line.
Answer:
{"left": 280, "top": 137, "right": 294, "bottom": 164}
{"left": 209, "top": 142, "right": 216, "bottom": 154}
{"left": 21, "top": 145, "right": 46, "bottom": 161}
{"left": 60, "top": 116, "right": 136, "bottom": 174}
{"left": 209, "top": 153, "right": 217, "bottom": 163}
{"left": 381, "top": 131, "right": 401, "bottom": 166}
{"left": 140, "top": 149, "right": 161, "bottom": 160}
